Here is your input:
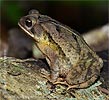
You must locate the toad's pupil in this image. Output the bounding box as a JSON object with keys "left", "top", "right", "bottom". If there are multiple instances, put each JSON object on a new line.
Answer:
{"left": 25, "top": 18, "right": 32, "bottom": 27}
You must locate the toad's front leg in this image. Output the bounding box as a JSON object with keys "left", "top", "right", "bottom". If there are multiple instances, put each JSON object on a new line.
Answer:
{"left": 40, "top": 58, "right": 59, "bottom": 83}
{"left": 49, "top": 58, "right": 60, "bottom": 83}
{"left": 41, "top": 47, "right": 60, "bottom": 83}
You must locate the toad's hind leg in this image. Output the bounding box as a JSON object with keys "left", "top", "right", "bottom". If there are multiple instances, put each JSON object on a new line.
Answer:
{"left": 67, "top": 74, "right": 98, "bottom": 90}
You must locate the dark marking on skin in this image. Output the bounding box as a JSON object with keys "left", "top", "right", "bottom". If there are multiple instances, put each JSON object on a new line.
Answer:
{"left": 69, "top": 44, "right": 73, "bottom": 48}
{"left": 38, "top": 15, "right": 41, "bottom": 19}
{"left": 72, "top": 34, "right": 78, "bottom": 42}
{"left": 71, "top": 70, "right": 80, "bottom": 79}
{"left": 45, "top": 32, "right": 66, "bottom": 57}
{"left": 94, "top": 69, "right": 100, "bottom": 75}
{"left": 88, "top": 52, "right": 93, "bottom": 58}
{"left": 86, "top": 67, "right": 93, "bottom": 79}
{"left": 68, "top": 49, "right": 71, "bottom": 52}
{"left": 31, "top": 27, "right": 35, "bottom": 34}
{"left": 70, "top": 35, "right": 81, "bottom": 55}
{"left": 87, "top": 52, "right": 98, "bottom": 62}
{"left": 56, "top": 25, "right": 61, "bottom": 32}
{"left": 85, "top": 62, "right": 93, "bottom": 80}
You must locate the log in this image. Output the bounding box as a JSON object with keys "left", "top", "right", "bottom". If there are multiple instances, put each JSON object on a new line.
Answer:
{"left": 0, "top": 57, "right": 108, "bottom": 100}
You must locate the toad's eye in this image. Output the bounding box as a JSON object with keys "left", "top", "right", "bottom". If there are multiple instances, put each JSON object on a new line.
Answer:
{"left": 25, "top": 18, "right": 32, "bottom": 27}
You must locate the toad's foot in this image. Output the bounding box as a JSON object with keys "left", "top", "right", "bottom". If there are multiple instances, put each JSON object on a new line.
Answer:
{"left": 53, "top": 79, "right": 71, "bottom": 89}
{"left": 40, "top": 68, "right": 51, "bottom": 81}
{"left": 40, "top": 69, "right": 58, "bottom": 83}
{"left": 53, "top": 81, "right": 88, "bottom": 90}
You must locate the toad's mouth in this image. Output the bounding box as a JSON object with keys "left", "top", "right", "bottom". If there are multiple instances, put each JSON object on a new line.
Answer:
{"left": 18, "top": 22, "right": 38, "bottom": 43}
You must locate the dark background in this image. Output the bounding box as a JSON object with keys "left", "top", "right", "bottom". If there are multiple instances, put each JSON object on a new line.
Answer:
{"left": 1, "top": 0, "right": 108, "bottom": 33}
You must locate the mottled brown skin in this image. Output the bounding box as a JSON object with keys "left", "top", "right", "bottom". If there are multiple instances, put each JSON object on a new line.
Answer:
{"left": 18, "top": 10, "right": 103, "bottom": 89}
